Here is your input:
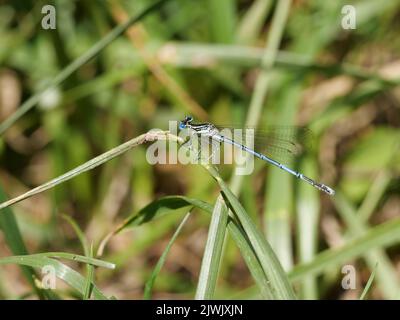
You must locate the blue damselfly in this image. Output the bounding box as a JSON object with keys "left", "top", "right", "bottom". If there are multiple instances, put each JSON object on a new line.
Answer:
{"left": 178, "top": 116, "right": 335, "bottom": 195}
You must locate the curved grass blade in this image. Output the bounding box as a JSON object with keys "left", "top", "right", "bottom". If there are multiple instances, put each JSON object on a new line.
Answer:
{"left": 289, "top": 218, "right": 400, "bottom": 282}
{"left": 61, "top": 214, "right": 89, "bottom": 255}
{"left": 0, "top": 130, "right": 179, "bottom": 211}
{"left": 226, "top": 217, "right": 272, "bottom": 300}
{"left": 237, "top": 0, "right": 273, "bottom": 45}
{"left": 334, "top": 191, "right": 400, "bottom": 299}
{"left": 99, "top": 195, "right": 272, "bottom": 299}
{"left": 61, "top": 215, "right": 95, "bottom": 299}
{"left": 0, "top": 255, "right": 109, "bottom": 299}
{"left": 144, "top": 212, "right": 191, "bottom": 300}
{"left": 195, "top": 196, "right": 228, "bottom": 300}
{"left": 98, "top": 195, "right": 212, "bottom": 255}
{"left": 29, "top": 252, "right": 115, "bottom": 269}
{"left": 204, "top": 164, "right": 296, "bottom": 299}
{"left": 244, "top": 217, "right": 400, "bottom": 297}
{"left": 360, "top": 263, "right": 378, "bottom": 300}
{"left": 117, "top": 196, "right": 211, "bottom": 229}
{"left": 358, "top": 170, "right": 391, "bottom": 222}
{"left": 0, "top": 187, "right": 52, "bottom": 299}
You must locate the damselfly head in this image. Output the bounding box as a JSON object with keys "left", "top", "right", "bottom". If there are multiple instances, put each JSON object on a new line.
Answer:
{"left": 179, "top": 116, "right": 193, "bottom": 130}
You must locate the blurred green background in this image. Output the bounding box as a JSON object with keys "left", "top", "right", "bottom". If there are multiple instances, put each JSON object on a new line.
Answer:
{"left": 0, "top": 0, "right": 400, "bottom": 299}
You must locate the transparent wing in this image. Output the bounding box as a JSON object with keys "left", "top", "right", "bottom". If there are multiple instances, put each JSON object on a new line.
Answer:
{"left": 215, "top": 125, "right": 315, "bottom": 164}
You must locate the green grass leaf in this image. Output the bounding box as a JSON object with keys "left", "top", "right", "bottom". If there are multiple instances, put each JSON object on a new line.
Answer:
{"left": 144, "top": 212, "right": 191, "bottom": 299}
{"left": 195, "top": 196, "right": 228, "bottom": 299}
{"left": 206, "top": 0, "right": 237, "bottom": 44}
{"left": 115, "top": 196, "right": 211, "bottom": 230}
{"left": 289, "top": 217, "right": 400, "bottom": 282}
{"left": 0, "top": 131, "right": 180, "bottom": 211}
{"left": 61, "top": 215, "right": 95, "bottom": 299}
{"left": 0, "top": 254, "right": 112, "bottom": 299}
{"left": 360, "top": 263, "right": 378, "bottom": 300}
{"left": 0, "top": 186, "right": 51, "bottom": 299}
{"left": 333, "top": 191, "right": 400, "bottom": 299}
{"left": 83, "top": 243, "right": 95, "bottom": 300}
{"left": 205, "top": 165, "right": 296, "bottom": 299}
{"left": 100, "top": 195, "right": 272, "bottom": 299}
{"left": 98, "top": 196, "right": 212, "bottom": 255}
{"left": 237, "top": 0, "right": 273, "bottom": 45}
{"left": 61, "top": 214, "right": 89, "bottom": 255}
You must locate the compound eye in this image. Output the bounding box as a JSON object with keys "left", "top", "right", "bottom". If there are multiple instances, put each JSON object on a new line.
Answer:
{"left": 187, "top": 116, "right": 193, "bottom": 123}
{"left": 179, "top": 122, "right": 186, "bottom": 130}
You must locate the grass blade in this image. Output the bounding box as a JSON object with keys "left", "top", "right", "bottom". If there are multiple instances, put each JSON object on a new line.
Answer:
{"left": 83, "top": 243, "right": 95, "bottom": 300}
{"left": 61, "top": 214, "right": 89, "bottom": 255}
{"left": 62, "top": 215, "right": 95, "bottom": 299}
{"left": 0, "top": 186, "right": 49, "bottom": 299}
{"left": 260, "top": 0, "right": 295, "bottom": 272}
{"left": 360, "top": 263, "right": 378, "bottom": 300}
{"left": 230, "top": 0, "right": 293, "bottom": 195}
{"left": 144, "top": 212, "right": 191, "bottom": 299}
{"left": 100, "top": 195, "right": 272, "bottom": 299}
{"left": 358, "top": 170, "right": 391, "bottom": 222}
{"left": 289, "top": 217, "right": 400, "bottom": 282}
{"left": 205, "top": 165, "right": 296, "bottom": 299}
{"left": 195, "top": 196, "right": 228, "bottom": 300}
{"left": 159, "top": 43, "right": 399, "bottom": 85}
{"left": 98, "top": 195, "right": 213, "bottom": 255}
{"left": 0, "top": 130, "right": 181, "bottom": 211}
{"left": 296, "top": 158, "right": 320, "bottom": 299}
{"left": 0, "top": 255, "right": 108, "bottom": 300}
{"left": 206, "top": 0, "right": 236, "bottom": 44}
{"left": 29, "top": 252, "right": 115, "bottom": 270}
{"left": 237, "top": 0, "right": 273, "bottom": 45}
{"left": 334, "top": 192, "right": 400, "bottom": 299}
